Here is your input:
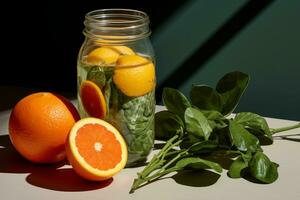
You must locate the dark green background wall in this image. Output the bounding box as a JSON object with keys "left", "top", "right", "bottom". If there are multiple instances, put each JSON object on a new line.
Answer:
{"left": 1, "top": 0, "right": 299, "bottom": 120}
{"left": 153, "top": 0, "right": 300, "bottom": 120}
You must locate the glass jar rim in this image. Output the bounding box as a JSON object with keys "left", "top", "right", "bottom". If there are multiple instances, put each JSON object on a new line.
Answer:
{"left": 85, "top": 9, "right": 149, "bottom": 25}
{"left": 83, "top": 9, "right": 151, "bottom": 42}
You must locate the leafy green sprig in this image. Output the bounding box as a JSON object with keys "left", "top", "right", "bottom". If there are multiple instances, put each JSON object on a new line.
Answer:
{"left": 130, "top": 71, "right": 300, "bottom": 193}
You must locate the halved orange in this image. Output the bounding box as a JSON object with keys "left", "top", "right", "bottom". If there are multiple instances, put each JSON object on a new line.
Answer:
{"left": 80, "top": 80, "right": 106, "bottom": 119}
{"left": 66, "top": 117, "right": 128, "bottom": 181}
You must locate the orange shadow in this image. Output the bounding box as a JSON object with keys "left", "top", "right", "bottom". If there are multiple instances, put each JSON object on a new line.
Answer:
{"left": 0, "top": 135, "right": 65, "bottom": 173}
{"left": 26, "top": 168, "right": 113, "bottom": 192}
{"left": 0, "top": 135, "right": 64, "bottom": 173}
{"left": 0, "top": 134, "right": 112, "bottom": 191}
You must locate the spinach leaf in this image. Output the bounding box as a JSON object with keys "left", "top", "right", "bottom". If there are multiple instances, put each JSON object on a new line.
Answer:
{"left": 201, "top": 110, "right": 227, "bottom": 130}
{"left": 216, "top": 71, "right": 249, "bottom": 116}
{"left": 184, "top": 107, "right": 212, "bottom": 140}
{"left": 228, "top": 156, "right": 248, "bottom": 178}
{"left": 235, "top": 112, "right": 273, "bottom": 143}
{"left": 229, "top": 120, "right": 260, "bottom": 152}
{"left": 188, "top": 140, "right": 218, "bottom": 153}
{"left": 87, "top": 66, "right": 106, "bottom": 89}
{"left": 215, "top": 128, "right": 232, "bottom": 148}
{"left": 120, "top": 91, "right": 155, "bottom": 165}
{"left": 201, "top": 110, "right": 225, "bottom": 121}
{"left": 155, "top": 111, "right": 184, "bottom": 141}
{"left": 163, "top": 88, "right": 191, "bottom": 120}
{"left": 190, "top": 72, "right": 249, "bottom": 116}
{"left": 175, "top": 157, "right": 222, "bottom": 173}
{"left": 180, "top": 134, "right": 203, "bottom": 149}
{"left": 249, "top": 152, "right": 279, "bottom": 183}
{"left": 190, "top": 85, "right": 222, "bottom": 112}
{"left": 103, "top": 78, "right": 112, "bottom": 113}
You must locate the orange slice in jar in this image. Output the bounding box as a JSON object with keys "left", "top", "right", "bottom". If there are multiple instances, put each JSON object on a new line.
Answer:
{"left": 107, "top": 46, "right": 135, "bottom": 55}
{"left": 80, "top": 80, "right": 106, "bottom": 119}
{"left": 86, "top": 47, "right": 120, "bottom": 65}
{"left": 86, "top": 46, "right": 135, "bottom": 65}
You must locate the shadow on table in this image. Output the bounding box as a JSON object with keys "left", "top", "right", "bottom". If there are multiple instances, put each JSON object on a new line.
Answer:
{"left": 273, "top": 133, "right": 300, "bottom": 143}
{"left": 26, "top": 168, "right": 113, "bottom": 192}
{"left": 0, "top": 135, "right": 62, "bottom": 174}
{"left": 172, "top": 170, "right": 220, "bottom": 187}
{"left": 0, "top": 135, "right": 112, "bottom": 191}
{"left": 153, "top": 142, "right": 166, "bottom": 150}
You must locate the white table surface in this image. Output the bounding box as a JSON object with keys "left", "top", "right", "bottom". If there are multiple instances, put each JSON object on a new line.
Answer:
{"left": 1, "top": 106, "right": 299, "bottom": 200}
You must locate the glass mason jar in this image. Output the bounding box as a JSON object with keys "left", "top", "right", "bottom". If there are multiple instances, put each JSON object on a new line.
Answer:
{"left": 77, "top": 9, "right": 156, "bottom": 167}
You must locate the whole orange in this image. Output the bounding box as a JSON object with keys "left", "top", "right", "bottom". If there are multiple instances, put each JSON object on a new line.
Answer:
{"left": 9, "top": 92, "right": 80, "bottom": 164}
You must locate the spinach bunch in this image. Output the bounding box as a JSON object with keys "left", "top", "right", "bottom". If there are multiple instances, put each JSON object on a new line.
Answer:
{"left": 119, "top": 91, "right": 155, "bottom": 166}
{"left": 130, "top": 71, "right": 300, "bottom": 193}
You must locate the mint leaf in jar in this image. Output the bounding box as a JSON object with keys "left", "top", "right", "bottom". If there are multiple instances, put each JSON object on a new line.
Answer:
{"left": 87, "top": 66, "right": 106, "bottom": 89}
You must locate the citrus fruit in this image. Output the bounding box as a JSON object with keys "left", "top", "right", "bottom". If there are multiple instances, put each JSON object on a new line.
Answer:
{"left": 86, "top": 47, "right": 120, "bottom": 65}
{"left": 9, "top": 92, "right": 80, "bottom": 164}
{"left": 113, "top": 55, "right": 156, "bottom": 97}
{"left": 66, "top": 117, "right": 128, "bottom": 181}
{"left": 107, "top": 46, "right": 135, "bottom": 55}
{"left": 86, "top": 46, "right": 134, "bottom": 65}
{"left": 80, "top": 80, "right": 106, "bottom": 119}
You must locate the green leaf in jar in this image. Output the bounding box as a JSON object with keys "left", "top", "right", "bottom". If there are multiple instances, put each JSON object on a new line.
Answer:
{"left": 87, "top": 66, "right": 106, "bottom": 89}
{"left": 103, "top": 78, "right": 112, "bottom": 113}
{"left": 120, "top": 91, "right": 155, "bottom": 165}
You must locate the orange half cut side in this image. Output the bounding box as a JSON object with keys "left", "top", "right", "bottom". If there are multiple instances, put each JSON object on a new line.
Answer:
{"left": 66, "top": 118, "right": 128, "bottom": 181}
{"left": 80, "top": 80, "right": 106, "bottom": 119}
